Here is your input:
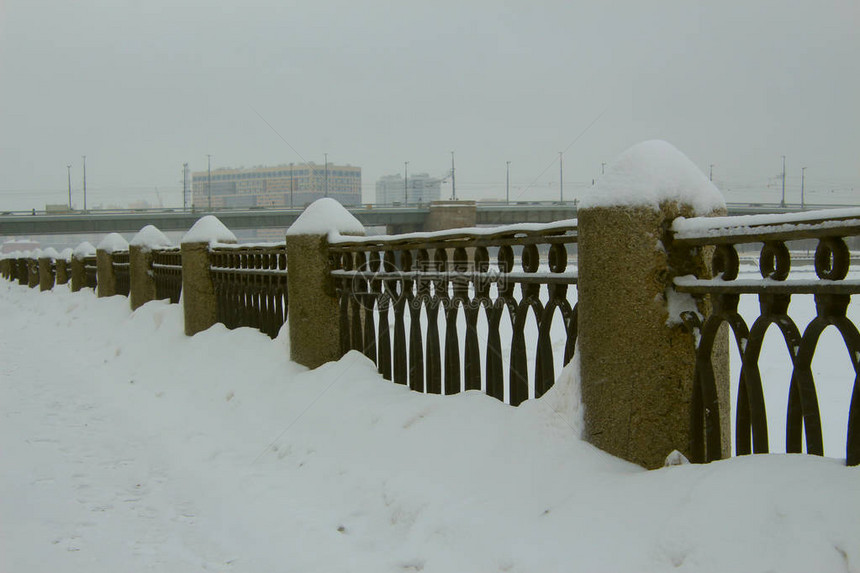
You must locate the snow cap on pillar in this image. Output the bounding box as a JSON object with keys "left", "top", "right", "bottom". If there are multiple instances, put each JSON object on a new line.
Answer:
{"left": 130, "top": 225, "right": 173, "bottom": 252}
{"left": 73, "top": 241, "right": 97, "bottom": 259}
{"left": 97, "top": 233, "right": 130, "bottom": 253}
{"left": 582, "top": 140, "right": 726, "bottom": 215}
{"left": 286, "top": 198, "right": 365, "bottom": 238}
{"left": 181, "top": 215, "right": 237, "bottom": 245}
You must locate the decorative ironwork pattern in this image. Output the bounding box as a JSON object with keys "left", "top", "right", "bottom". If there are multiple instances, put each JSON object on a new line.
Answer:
{"left": 112, "top": 251, "right": 130, "bottom": 296}
{"left": 210, "top": 245, "right": 288, "bottom": 339}
{"left": 152, "top": 248, "right": 182, "bottom": 303}
{"left": 673, "top": 209, "right": 860, "bottom": 466}
{"left": 330, "top": 222, "right": 578, "bottom": 406}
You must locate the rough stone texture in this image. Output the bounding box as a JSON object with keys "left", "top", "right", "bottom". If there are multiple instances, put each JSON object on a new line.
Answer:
{"left": 287, "top": 233, "right": 362, "bottom": 369}
{"left": 423, "top": 201, "right": 477, "bottom": 231}
{"left": 27, "top": 260, "right": 39, "bottom": 288}
{"left": 181, "top": 241, "right": 217, "bottom": 336}
{"left": 96, "top": 250, "right": 117, "bottom": 298}
{"left": 577, "top": 201, "right": 730, "bottom": 469}
{"left": 129, "top": 245, "right": 156, "bottom": 311}
{"left": 56, "top": 260, "right": 69, "bottom": 285}
{"left": 38, "top": 257, "right": 55, "bottom": 291}
{"left": 70, "top": 258, "right": 85, "bottom": 292}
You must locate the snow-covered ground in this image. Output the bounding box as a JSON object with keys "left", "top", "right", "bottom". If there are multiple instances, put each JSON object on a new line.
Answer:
{"left": 0, "top": 281, "right": 857, "bottom": 572}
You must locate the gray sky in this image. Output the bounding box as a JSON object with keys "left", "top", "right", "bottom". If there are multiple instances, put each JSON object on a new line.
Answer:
{"left": 1, "top": 0, "right": 857, "bottom": 210}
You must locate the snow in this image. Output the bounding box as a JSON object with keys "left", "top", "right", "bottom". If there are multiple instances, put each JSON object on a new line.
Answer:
{"left": 72, "top": 241, "right": 96, "bottom": 259}
{"left": 581, "top": 140, "right": 726, "bottom": 215}
{"left": 673, "top": 206, "right": 860, "bottom": 240}
{"left": 129, "top": 225, "right": 172, "bottom": 252}
{"left": 286, "top": 197, "right": 365, "bottom": 237}
{"left": 41, "top": 247, "right": 60, "bottom": 259}
{"left": 59, "top": 248, "right": 74, "bottom": 262}
{"left": 0, "top": 282, "right": 857, "bottom": 572}
{"left": 181, "top": 215, "right": 238, "bottom": 245}
{"left": 96, "top": 232, "right": 129, "bottom": 254}
{"left": 330, "top": 218, "right": 577, "bottom": 246}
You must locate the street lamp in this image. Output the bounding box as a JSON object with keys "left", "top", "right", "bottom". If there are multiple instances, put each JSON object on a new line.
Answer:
{"left": 82, "top": 155, "right": 87, "bottom": 211}
{"left": 559, "top": 151, "right": 564, "bottom": 202}
{"left": 506, "top": 161, "right": 511, "bottom": 205}
{"left": 801, "top": 167, "right": 807, "bottom": 208}
{"left": 404, "top": 161, "right": 409, "bottom": 205}
{"left": 206, "top": 154, "right": 213, "bottom": 211}
{"left": 780, "top": 155, "right": 786, "bottom": 207}
{"left": 324, "top": 153, "right": 329, "bottom": 198}
{"left": 67, "top": 165, "right": 72, "bottom": 209}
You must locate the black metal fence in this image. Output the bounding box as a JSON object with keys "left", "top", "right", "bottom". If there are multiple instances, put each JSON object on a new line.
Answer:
{"left": 673, "top": 209, "right": 860, "bottom": 466}
{"left": 210, "top": 245, "right": 288, "bottom": 339}
{"left": 82, "top": 255, "right": 98, "bottom": 290}
{"left": 152, "top": 248, "right": 182, "bottom": 304}
{"left": 330, "top": 223, "right": 578, "bottom": 406}
{"left": 112, "top": 251, "right": 130, "bottom": 296}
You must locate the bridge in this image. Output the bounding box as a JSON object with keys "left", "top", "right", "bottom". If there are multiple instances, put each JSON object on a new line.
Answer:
{"left": 0, "top": 201, "right": 850, "bottom": 236}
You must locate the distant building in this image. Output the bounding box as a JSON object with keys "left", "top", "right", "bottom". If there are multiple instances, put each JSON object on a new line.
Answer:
{"left": 191, "top": 163, "right": 361, "bottom": 209}
{"left": 375, "top": 173, "right": 442, "bottom": 205}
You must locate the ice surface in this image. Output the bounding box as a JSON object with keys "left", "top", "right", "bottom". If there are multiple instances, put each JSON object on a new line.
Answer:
{"left": 129, "top": 225, "right": 172, "bottom": 252}
{"left": 97, "top": 233, "right": 129, "bottom": 254}
{"left": 581, "top": 140, "right": 726, "bottom": 215}
{"left": 181, "top": 215, "right": 237, "bottom": 245}
{"left": 286, "top": 197, "right": 365, "bottom": 237}
{"left": 73, "top": 241, "right": 96, "bottom": 259}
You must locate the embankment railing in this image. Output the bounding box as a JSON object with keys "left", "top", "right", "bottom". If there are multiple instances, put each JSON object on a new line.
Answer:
{"left": 329, "top": 222, "right": 578, "bottom": 405}
{"left": 210, "top": 244, "right": 288, "bottom": 339}
{"left": 672, "top": 208, "right": 860, "bottom": 466}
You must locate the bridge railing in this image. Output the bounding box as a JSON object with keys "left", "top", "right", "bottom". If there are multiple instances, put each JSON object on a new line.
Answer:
{"left": 329, "top": 222, "right": 578, "bottom": 405}
{"left": 672, "top": 208, "right": 860, "bottom": 466}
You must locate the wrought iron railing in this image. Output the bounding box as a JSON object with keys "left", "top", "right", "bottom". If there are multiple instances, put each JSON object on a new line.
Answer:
{"left": 329, "top": 222, "right": 578, "bottom": 406}
{"left": 152, "top": 248, "right": 182, "bottom": 303}
{"left": 210, "top": 245, "right": 288, "bottom": 339}
{"left": 83, "top": 255, "right": 98, "bottom": 290}
{"left": 672, "top": 208, "right": 860, "bottom": 466}
{"left": 112, "top": 251, "right": 130, "bottom": 296}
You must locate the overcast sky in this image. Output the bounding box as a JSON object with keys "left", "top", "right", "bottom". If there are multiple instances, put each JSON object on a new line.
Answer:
{"left": 0, "top": 0, "right": 857, "bottom": 210}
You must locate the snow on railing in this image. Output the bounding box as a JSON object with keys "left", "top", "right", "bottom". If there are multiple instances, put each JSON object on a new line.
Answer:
{"left": 672, "top": 209, "right": 860, "bottom": 466}
{"left": 209, "top": 243, "right": 288, "bottom": 339}
{"left": 329, "top": 221, "right": 578, "bottom": 406}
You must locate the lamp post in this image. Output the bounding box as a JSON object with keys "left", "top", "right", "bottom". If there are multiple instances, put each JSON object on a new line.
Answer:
{"left": 82, "top": 155, "right": 87, "bottom": 211}
{"left": 324, "top": 153, "right": 328, "bottom": 198}
{"left": 290, "top": 163, "right": 294, "bottom": 209}
{"left": 780, "top": 155, "right": 786, "bottom": 207}
{"left": 709, "top": 164, "right": 714, "bottom": 182}
{"left": 559, "top": 151, "right": 564, "bottom": 202}
{"left": 450, "top": 151, "right": 456, "bottom": 200}
{"left": 404, "top": 161, "right": 409, "bottom": 205}
{"left": 506, "top": 160, "right": 510, "bottom": 205}
{"left": 801, "top": 167, "right": 807, "bottom": 208}
{"left": 207, "top": 154, "right": 212, "bottom": 211}
{"left": 601, "top": 162, "right": 606, "bottom": 175}
{"left": 67, "top": 165, "right": 72, "bottom": 209}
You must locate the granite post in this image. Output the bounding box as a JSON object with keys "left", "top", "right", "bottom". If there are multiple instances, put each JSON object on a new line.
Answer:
{"left": 286, "top": 198, "right": 365, "bottom": 369}
{"left": 181, "top": 216, "right": 237, "bottom": 336}
{"left": 577, "top": 141, "right": 730, "bottom": 469}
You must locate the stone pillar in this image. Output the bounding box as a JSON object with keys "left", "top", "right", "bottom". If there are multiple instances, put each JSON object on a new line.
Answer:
{"left": 286, "top": 198, "right": 366, "bottom": 368}
{"left": 181, "top": 241, "right": 216, "bottom": 335}
{"left": 96, "top": 250, "right": 117, "bottom": 297}
{"left": 423, "top": 200, "right": 477, "bottom": 231}
{"left": 27, "top": 259, "right": 39, "bottom": 288}
{"left": 70, "top": 258, "right": 86, "bottom": 292}
{"left": 129, "top": 245, "right": 156, "bottom": 311}
{"left": 578, "top": 202, "right": 730, "bottom": 469}
{"left": 286, "top": 235, "right": 342, "bottom": 368}
{"left": 56, "top": 260, "right": 70, "bottom": 285}
{"left": 38, "top": 257, "right": 55, "bottom": 291}
{"left": 180, "top": 216, "right": 237, "bottom": 336}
